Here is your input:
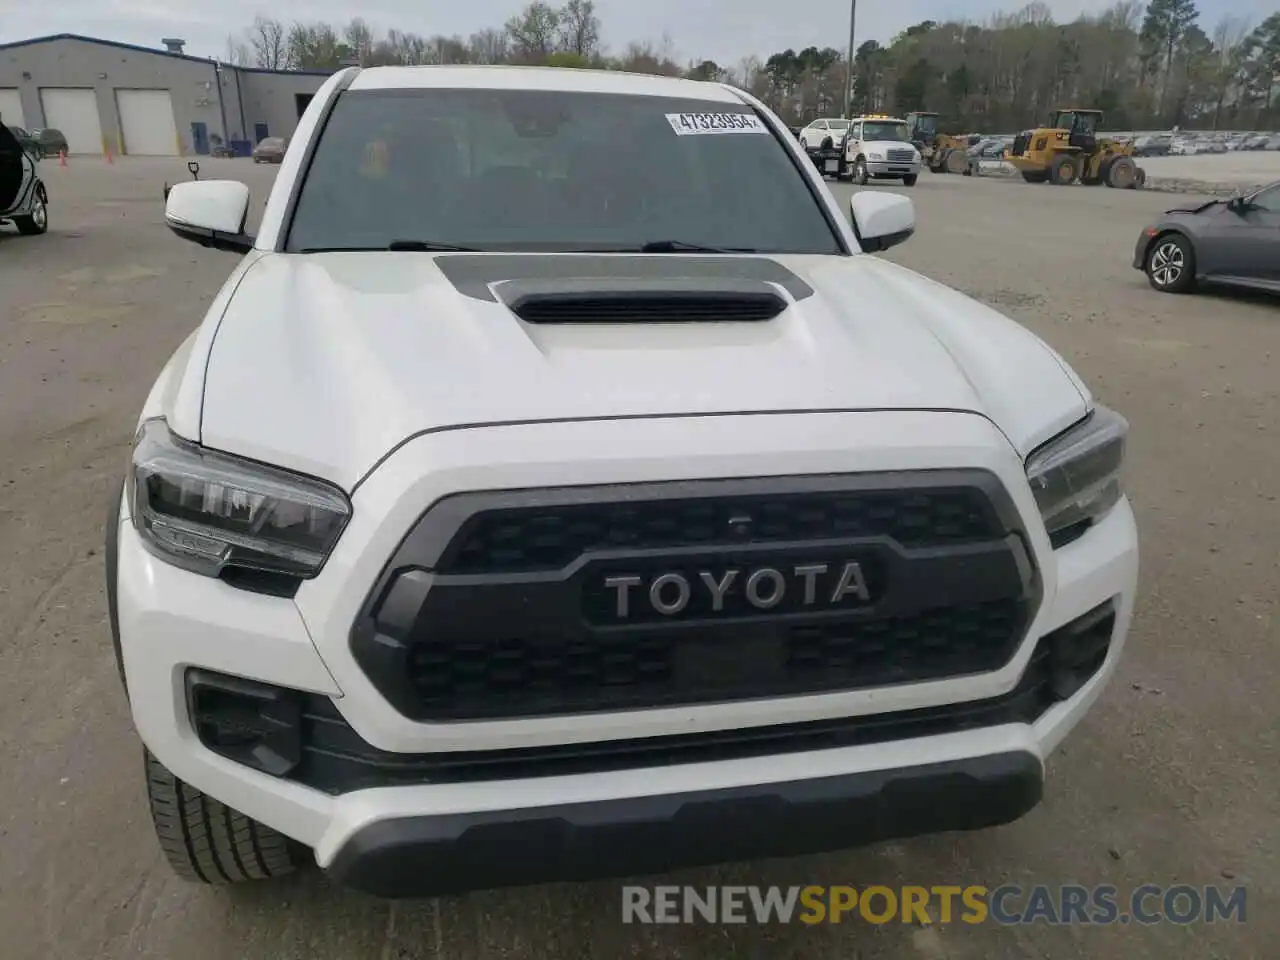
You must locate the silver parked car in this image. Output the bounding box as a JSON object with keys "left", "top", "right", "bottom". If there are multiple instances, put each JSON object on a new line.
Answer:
{"left": 1134, "top": 180, "right": 1280, "bottom": 294}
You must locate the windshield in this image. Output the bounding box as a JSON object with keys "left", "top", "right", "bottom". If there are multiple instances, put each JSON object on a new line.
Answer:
{"left": 914, "top": 116, "right": 937, "bottom": 135}
{"left": 862, "top": 121, "right": 909, "bottom": 141}
{"left": 286, "top": 89, "right": 842, "bottom": 255}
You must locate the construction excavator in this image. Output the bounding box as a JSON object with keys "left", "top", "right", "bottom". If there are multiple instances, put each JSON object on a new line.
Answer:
{"left": 906, "top": 111, "right": 975, "bottom": 175}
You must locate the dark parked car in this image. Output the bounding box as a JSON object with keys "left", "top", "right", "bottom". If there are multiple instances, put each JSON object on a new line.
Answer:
{"left": 1134, "top": 180, "right": 1280, "bottom": 294}
{"left": 1132, "top": 135, "right": 1172, "bottom": 157}
{"left": 27, "top": 128, "right": 68, "bottom": 158}
{"left": 0, "top": 122, "right": 49, "bottom": 235}
{"left": 5, "top": 125, "right": 39, "bottom": 161}
{"left": 252, "top": 136, "right": 288, "bottom": 163}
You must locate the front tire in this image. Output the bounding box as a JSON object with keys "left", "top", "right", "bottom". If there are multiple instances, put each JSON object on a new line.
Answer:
{"left": 1049, "top": 153, "right": 1079, "bottom": 185}
{"left": 1145, "top": 232, "right": 1196, "bottom": 294}
{"left": 852, "top": 159, "right": 868, "bottom": 186}
{"left": 145, "top": 749, "right": 303, "bottom": 884}
{"left": 902, "top": 174, "right": 918, "bottom": 186}
{"left": 15, "top": 189, "right": 48, "bottom": 235}
{"left": 1105, "top": 156, "right": 1138, "bottom": 189}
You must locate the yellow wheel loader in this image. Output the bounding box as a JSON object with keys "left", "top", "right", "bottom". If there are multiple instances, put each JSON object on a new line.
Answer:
{"left": 1003, "top": 109, "right": 1146, "bottom": 188}
{"left": 906, "top": 112, "right": 977, "bottom": 175}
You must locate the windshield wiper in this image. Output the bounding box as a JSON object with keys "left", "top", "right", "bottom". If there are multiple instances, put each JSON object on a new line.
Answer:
{"left": 297, "top": 241, "right": 479, "bottom": 253}
{"left": 387, "top": 240, "right": 480, "bottom": 252}
{"left": 639, "top": 240, "right": 758, "bottom": 253}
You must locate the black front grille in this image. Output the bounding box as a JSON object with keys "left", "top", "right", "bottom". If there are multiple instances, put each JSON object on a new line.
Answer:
{"left": 402, "top": 599, "right": 1023, "bottom": 720}
{"left": 440, "top": 487, "right": 1000, "bottom": 575}
{"left": 351, "top": 473, "right": 1040, "bottom": 722}
{"left": 886, "top": 149, "right": 916, "bottom": 163}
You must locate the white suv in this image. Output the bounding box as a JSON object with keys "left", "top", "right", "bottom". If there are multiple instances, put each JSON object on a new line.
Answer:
{"left": 108, "top": 65, "right": 1138, "bottom": 898}
{"left": 799, "top": 117, "right": 851, "bottom": 151}
{"left": 843, "top": 115, "right": 922, "bottom": 186}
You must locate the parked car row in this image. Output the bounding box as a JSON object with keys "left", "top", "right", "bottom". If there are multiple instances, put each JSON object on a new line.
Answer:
{"left": 1135, "top": 131, "right": 1280, "bottom": 155}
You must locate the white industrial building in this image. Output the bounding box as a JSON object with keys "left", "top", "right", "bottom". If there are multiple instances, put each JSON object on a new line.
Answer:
{"left": 0, "top": 34, "right": 333, "bottom": 156}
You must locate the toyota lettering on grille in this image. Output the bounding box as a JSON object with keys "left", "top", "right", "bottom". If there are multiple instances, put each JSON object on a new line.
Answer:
{"left": 602, "top": 561, "right": 873, "bottom": 620}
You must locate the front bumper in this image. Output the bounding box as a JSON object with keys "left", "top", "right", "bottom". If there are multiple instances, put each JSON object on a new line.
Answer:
{"left": 862, "top": 158, "right": 922, "bottom": 179}
{"left": 327, "top": 751, "right": 1042, "bottom": 898}
{"left": 114, "top": 410, "right": 1139, "bottom": 896}
{"left": 1133, "top": 230, "right": 1155, "bottom": 270}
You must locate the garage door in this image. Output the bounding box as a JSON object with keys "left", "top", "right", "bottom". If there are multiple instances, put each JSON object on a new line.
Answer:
{"left": 0, "top": 88, "right": 24, "bottom": 128}
{"left": 39, "top": 88, "right": 103, "bottom": 154}
{"left": 116, "top": 89, "right": 179, "bottom": 156}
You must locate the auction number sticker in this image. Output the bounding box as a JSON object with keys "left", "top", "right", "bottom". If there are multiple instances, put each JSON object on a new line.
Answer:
{"left": 665, "top": 112, "right": 767, "bottom": 135}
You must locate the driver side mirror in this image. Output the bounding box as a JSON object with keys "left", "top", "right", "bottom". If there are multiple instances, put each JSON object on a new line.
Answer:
{"left": 849, "top": 192, "right": 915, "bottom": 253}
{"left": 164, "top": 180, "right": 255, "bottom": 253}
{"left": 1227, "top": 195, "right": 1253, "bottom": 214}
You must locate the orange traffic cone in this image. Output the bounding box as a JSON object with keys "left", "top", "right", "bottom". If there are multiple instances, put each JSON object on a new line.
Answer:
{"left": 58, "top": 150, "right": 67, "bottom": 167}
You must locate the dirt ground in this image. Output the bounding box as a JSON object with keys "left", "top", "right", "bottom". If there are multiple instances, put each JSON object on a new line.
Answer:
{"left": 0, "top": 158, "right": 1276, "bottom": 959}
{"left": 1136, "top": 150, "right": 1280, "bottom": 185}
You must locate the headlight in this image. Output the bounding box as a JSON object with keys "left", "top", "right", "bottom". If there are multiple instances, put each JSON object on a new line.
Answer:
{"left": 129, "top": 419, "right": 352, "bottom": 580}
{"left": 869, "top": 151, "right": 884, "bottom": 161}
{"left": 1025, "top": 405, "right": 1128, "bottom": 546}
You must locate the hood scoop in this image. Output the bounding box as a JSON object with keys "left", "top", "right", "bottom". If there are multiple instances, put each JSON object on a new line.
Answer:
{"left": 495, "top": 277, "right": 787, "bottom": 324}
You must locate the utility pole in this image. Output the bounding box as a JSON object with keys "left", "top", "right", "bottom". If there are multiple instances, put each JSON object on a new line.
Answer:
{"left": 843, "top": 0, "right": 857, "bottom": 118}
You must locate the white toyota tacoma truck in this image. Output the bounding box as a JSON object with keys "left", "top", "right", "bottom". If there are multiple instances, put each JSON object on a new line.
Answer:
{"left": 107, "top": 65, "right": 1138, "bottom": 898}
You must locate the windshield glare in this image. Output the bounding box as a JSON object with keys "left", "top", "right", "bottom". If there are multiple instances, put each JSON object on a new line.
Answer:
{"left": 863, "top": 122, "right": 910, "bottom": 141}
{"left": 286, "top": 89, "right": 842, "bottom": 255}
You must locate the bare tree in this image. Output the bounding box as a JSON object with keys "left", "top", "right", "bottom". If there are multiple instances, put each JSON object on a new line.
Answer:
{"left": 616, "top": 40, "right": 682, "bottom": 76}
{"left": 505, "top": 2, "right": 561, "bottom": 63}
{"left": 248, "top": 16, "right": 286, "bottom": 70}
{"left": 286, "top": 21, "right": 345, "bottom": 71}
{"left": 224, "top": 36, "right": 251, "bottom": 67}
{"left": 344, "top": 18, "right": 374, "bottom": 65}
{"left": 558, "top": 0, "right": 601, "bottom": 58}
{"left": 468, "top": 28, "right": 510, "bottom": 65}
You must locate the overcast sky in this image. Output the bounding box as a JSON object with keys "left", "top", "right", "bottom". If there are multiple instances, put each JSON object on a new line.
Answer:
{"left": 2, "top": 0, "right": 1269, "bottom": 67}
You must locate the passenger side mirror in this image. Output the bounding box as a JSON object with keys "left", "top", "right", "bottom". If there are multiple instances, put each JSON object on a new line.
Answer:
{"left": 849, "top": 192, "right": 915, "bottom": 253}
{"left": 164, "top": 180, "right": 254, "bottom": 253}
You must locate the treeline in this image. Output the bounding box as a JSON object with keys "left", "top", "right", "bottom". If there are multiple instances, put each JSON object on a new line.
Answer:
{"left": 225, "top": 0, "right": 1280, "bottom": 132}
{"left": 225, "top": 1, "right": 683, "bottom": 80}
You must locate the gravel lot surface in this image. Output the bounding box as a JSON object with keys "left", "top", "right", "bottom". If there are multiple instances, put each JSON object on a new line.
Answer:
{"left": 1, "top": 158, "right": 1276, "bottom": 959}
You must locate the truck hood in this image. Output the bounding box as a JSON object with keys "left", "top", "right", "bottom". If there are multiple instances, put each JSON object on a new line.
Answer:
{"left": 198, "top": 252, "right": 1089, "bottom": 490}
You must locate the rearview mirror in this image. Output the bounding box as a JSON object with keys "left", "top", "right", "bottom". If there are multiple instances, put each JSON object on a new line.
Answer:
{"left": 165, "top": 180, "right": 254, "bottom": 253}
{"left": 849, "top": 193, "right": 915, "bottom": 253}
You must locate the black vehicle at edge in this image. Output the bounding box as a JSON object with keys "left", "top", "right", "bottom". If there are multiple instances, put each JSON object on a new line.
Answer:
{"left": 1134, "top": 180, "right": 1280, "bottom": 295}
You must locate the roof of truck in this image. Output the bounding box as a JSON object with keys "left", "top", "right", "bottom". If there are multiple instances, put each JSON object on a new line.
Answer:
{"left": 348, "top": 65, "right": 744, "bottom": 103}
